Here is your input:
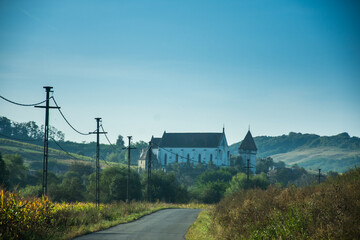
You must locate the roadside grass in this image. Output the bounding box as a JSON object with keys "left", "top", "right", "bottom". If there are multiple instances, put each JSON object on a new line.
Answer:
{"left": 186, "top": 209, "right": 216, "bottom": 240}
{"left": 0, "top": 189, "right": 209, "bottom": 240}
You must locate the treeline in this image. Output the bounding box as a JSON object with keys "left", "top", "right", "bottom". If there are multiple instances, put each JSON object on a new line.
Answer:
{"left": 0, "top": 151, "right": 337, "bottom": 204}
{"left": 0, "top": 116, "right": 147, "bottom": 165}
{"left": 0, "top": 116, "right": 64, "bottom": 141}
{"left": 229, "top": 131, "right": 360, "bottom": 156}
{"left": 0, "top": 152, "right": 188, "bottom": 203}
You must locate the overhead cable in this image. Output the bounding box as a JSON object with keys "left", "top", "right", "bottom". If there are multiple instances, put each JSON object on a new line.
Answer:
{"left": 52, "top": 97, "right": 91, "bottom": 136}
{"left": 0, "top": 95, "right": 51, "bottom": 107}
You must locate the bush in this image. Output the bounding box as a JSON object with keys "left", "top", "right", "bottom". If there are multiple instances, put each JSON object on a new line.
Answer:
{"left": 0, "top": 189, "right": 54, "bottom": 239}
{"left": 211, "top": 168, "right": 360, "bottom": 239}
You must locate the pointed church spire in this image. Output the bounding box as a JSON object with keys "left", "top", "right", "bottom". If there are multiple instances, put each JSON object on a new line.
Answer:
{"left": 239, "top": 129, "right": 257, "bottom": 151}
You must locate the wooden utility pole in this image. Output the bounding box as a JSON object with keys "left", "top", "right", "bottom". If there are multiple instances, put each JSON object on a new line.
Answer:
{"left": 123, "top": 136, "right": 136, "bottom": 203}
{"left": 244, "top": 158, "right": 253, "bottom": 181}
{"left": 35, "top": 86, "right": 59, "bottom": 197}
{"left": 89, "top": 118, "right": 106, "bottom": 209}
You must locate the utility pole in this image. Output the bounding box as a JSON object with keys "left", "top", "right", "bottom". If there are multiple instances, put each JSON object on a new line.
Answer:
{"left": 123, "top": 136, "right": 136, "bottom": 203}
{"left": 89, "top": 118, "right": 106, "bottom": 209}
{"left": 35, "top": 86, "right": 59, "bottom": 197}
{"left": 244, "top": 158, "right": 253, "bottom": 181}
{"left": 147, "top": 141, "right": 152, "bottom": 202}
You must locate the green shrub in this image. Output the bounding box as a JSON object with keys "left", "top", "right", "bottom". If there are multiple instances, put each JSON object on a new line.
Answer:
{"left": 210, "top": 168, "right": 360, "bottom": 239}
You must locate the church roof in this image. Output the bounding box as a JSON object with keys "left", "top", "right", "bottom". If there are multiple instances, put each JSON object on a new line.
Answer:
{"left": 158, "top": 132, "right": 224, "bottom": 148}
{"left": 150, "top": 137, "right": 162, "bottom": 149}
{"left": 239, "top": 130, "right": 257, "bottom": 151}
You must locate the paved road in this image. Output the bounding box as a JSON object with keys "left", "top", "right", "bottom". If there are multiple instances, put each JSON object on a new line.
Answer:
{"left": 74, "top": 208, "right": 202, "bottom": 240}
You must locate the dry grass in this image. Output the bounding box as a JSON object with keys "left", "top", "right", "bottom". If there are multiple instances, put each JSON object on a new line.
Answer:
{"left": 209, "top": 168, "right": 360, "bottom": 239}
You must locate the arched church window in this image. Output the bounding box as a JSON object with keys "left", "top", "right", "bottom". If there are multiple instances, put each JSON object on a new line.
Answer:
{"left": 164, "top": 154, "right": 167, "bottom": 165}
{"left": 198, "top": 154, "right": 201, "bottom": 163}
{"left": 187, "top": 154, "right": 190, "bottom": 164}
{"left": 176, "top": 154, "right": 179, "bottom": 163}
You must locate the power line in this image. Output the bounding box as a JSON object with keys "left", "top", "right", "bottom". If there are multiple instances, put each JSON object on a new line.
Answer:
{"left": 98, "top": 125, "right": 119, "bottom": 167}
{"left": 49, "top": 136, "right": 82, "bottom": 161}
{"left": 49, "top": 136, "right": 112, "bottom": 169}
{"left": 0, "top": 95, "right": 51, "bottom": 107}
{"left": 52, "top": 97, "right": 91, "bottom": 136}
{"left": 100, "top": 125, "right": 117, "bottom": 148}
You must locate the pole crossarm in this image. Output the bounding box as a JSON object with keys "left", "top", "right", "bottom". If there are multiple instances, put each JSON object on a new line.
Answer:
{"left": 34, "top": 106, "right": 60, "bottom": 109}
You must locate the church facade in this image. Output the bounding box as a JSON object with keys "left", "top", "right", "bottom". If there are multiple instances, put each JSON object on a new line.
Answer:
{"left": 138, "top": 129, "right": 258, "bottom": 173}
{"left": 138, "top": 129, "right": 230, "bottom": 172}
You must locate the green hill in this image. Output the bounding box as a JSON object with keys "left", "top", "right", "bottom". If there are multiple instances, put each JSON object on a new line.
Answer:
{"left": 230, "top": 132, "right": 360, "bottom": 173}
{"left": 0, "top": 138, "right": 122, "bottom": 174}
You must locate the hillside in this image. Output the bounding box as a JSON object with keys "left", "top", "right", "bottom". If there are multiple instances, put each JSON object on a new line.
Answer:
{"left": 230, "top": 132, "right": 360, "bottom": 172}
{"left": 0, "top": 138, "right": 122, "bottom": 174}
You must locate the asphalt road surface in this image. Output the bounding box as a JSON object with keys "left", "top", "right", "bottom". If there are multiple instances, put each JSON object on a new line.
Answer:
{"left": 74, "top": 208, "right": 202, "bottom": 240}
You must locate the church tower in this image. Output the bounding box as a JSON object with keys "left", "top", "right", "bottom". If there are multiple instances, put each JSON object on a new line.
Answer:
{"left": 238, "top": 130, "right": 257, "bottom": 174}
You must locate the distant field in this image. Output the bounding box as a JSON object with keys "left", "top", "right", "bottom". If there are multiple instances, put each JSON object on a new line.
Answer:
{"left": 271, "top": 147, "right": 360, "bottom": 172}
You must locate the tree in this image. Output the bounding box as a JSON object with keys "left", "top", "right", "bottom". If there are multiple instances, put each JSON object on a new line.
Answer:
{"left": 25, "top": 121, "right": 42, "bottom": 140}
{"left": 190, "top": 168, "right": 235, "bottom": 203}
{"left": 144, "top": 170, "right": 188, "bottom": 203}
{"left": 231, "top": 155, "right": 246, "bottom": 173}
{"left": 116, "top": 135, "right": 125, "bottom": 148}
{"left": 256, "top": 157, "right": 274, "bottom": 174}
{"left": 225, "top": 172, "right": 269, "bottom": 196}
{"left": 192, "top": 181, "right": 228, "bottom": 203}
{"left": 0, "top": 153, "right": 9, "bottom": 188}
{"left": 87, "top": 167, "right": 141, "bottom": 203}
{"left": 48, "top": 126, "right": 65, "bottom": 141}
{"left": 68, "top": 162, "right": 94, "bottom": 176}
{"left": 3, "top": 154, "right": 28, "bottom": 189}
{"left": 0, "top": 116, "right": 12, "bottom": 136}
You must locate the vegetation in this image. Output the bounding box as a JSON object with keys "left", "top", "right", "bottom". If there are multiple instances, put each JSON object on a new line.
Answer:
{"left": 0, "top": 116, "right": 147, "bottom": 169}
{"left": 0, "top": 189, "right": 207, "bottom": 240}
{"left": 186, "top": 210, "right": 215, "bottom": 240}
{"left": 191, "top": 168, "right": 360, "bottom": 240}
{"left": 2, "top": 115, "right": 359, "bottom": 239}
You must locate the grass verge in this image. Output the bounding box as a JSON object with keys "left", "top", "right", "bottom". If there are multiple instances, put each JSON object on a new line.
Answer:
{"left": 186, "top": 209, "right": 215, "bottom": 240}
{"left": 0, "top": 190, "right": 209, "bottom": 240}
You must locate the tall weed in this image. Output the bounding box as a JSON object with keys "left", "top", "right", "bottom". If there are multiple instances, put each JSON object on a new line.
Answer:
{"left": 211, "top": 168, "right": 360, "bottom": 239}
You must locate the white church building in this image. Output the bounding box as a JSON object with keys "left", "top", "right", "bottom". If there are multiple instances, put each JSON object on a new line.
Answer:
{"left": 138, "top": 128, "right": 258, "bottom": 173}
{"left": 138, "top": 129, "right": 230, "bottom": 171}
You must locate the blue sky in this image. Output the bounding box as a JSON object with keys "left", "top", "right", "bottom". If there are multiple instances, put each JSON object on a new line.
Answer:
{"left": 0, "top": 0, "right": 359, "bottom": 144}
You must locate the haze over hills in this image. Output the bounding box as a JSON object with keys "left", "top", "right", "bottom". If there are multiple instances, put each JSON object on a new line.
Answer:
{"left": 1, "top": 116, "right": 359, "bottom": 173}
{"left": 229, "top": 132, "right": 360, "bottom": 173}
